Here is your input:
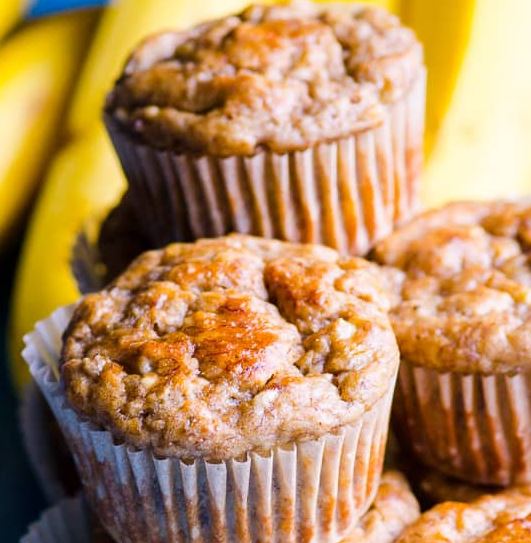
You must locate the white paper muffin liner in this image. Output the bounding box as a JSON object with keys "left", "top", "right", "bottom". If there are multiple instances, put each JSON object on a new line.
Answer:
{"left": 23, "top": 306, "right": 396, "bottom": 543}
{"left": 393, "top": 359, "right": 531, "bottom": 487}
{"left": 105, "top": 70, "right": 425, "bottom": 256}
{"left": 20, "top": 383, "right": 74, "bottom": 503}
{"left": 21, "top": 496, "right": 91, "bottom": 543}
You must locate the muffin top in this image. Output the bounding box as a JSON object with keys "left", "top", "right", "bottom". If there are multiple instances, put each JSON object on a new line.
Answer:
{"left": 396, "top": 488, "right": 531, "bottom": 543}
{"left": 61, "top": 234, "right": 398, "bottom": 460}
{"left": 106, "top": 1, "right": 422, "bottom": 156}
{"left": 342, "top": 471, "right": 420, "bottom": 543}
{"left": 373, "top": 201, "right": 531, "bottom": 373}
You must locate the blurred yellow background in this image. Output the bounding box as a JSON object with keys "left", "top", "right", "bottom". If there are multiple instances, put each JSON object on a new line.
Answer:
{"left": 1, "top": 0, "right": 530, "bottom": 389}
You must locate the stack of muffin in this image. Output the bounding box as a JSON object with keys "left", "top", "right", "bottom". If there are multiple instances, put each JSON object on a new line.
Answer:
{"left": 21, "top": 2, "right": 531, "bottom": 542}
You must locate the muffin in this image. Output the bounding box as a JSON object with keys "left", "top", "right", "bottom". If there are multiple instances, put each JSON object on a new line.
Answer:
{"left": 373, "top": 200, "right": 531, "bottom": 486}
{"left": 396, "top": 487, "right": 531, "bottom": 542}
{"left": 25, "top": 234, "right": 400, "bottom": 542}
{"left": 104, "top": 2, "right": 425, "bottom": 255}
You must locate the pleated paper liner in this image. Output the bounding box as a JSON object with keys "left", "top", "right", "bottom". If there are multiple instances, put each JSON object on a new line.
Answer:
{"left": 21, "top": 473, "right": 419, "bottom": 543}
{"left": 393, "top": 359, "right": 531, "bottom": 487}
{"left": 21, "top": 496, "right": 92, "bottom": 543}
{"left": 20, "top": 383, "right": 80, "bottom": 502}
{"left": 24, "top": 306, "right": 396, "bottom": 543}
{"left": 105, "top": 70, "right": 425, "bottom": 256}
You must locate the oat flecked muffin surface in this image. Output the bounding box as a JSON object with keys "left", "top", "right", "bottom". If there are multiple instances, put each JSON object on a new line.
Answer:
{"left": 396, "top": 488, "right": 531, "bottom": 543}
{"left": 61, "top": 234, "right": 399, "bottom": 460}
{"left": 106, "top": 2, "right": 422, "bottom": 156}
{"left": 373, "top": 200, "right": 531, "bottom": 373}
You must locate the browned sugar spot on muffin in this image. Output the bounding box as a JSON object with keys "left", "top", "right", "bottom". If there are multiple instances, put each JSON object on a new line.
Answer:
{"left": 106, "top": 2, "right": 422, "bottom": 155}
{"left": 61, "top": 234, "right": 398, "bottom": 460}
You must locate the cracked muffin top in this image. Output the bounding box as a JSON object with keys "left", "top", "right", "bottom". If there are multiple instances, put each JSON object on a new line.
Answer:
{"left": 61, "top": 234, "right": 398, "bottom": 460}
{"left": 106, "top": 1, "right": 422, "bottom": 156}
{"left": 342, "top": 471, "right": 420, "bottom": 543}
{"left": 396, "top": 487, "right": 531, "bottom": 543}
{"left": 373, "top": 201, "right": 531, "bottom": 373}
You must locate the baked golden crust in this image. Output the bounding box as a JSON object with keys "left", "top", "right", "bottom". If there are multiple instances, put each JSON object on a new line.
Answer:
{"left": 61, "top": 234, "right": 398, "bottom": 460}
{"left": 106, "top": 2, "right": 422, "bottom": 156}
{"left": 396, "top": 488, "right": 531, "bottom": 543}
{"left": 341, "top": 471, "right": 420, "bottom": 543}
{"left": 373, "top": 201, "right": 531, "bottom": 373}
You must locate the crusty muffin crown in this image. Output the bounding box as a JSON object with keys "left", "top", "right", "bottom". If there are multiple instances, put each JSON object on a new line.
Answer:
{"left": 106, "top": 1, "right": 422, "bottom": 156}
{"left": 374, "top": 201, "right": 531, "bottom": 373}
{"left": 62, "top": 234, "right": 398, "bottom": 459}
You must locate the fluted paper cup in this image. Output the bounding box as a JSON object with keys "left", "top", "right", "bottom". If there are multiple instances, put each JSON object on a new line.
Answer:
{"left": 24, "top": 306, "right": 396, "bottom": 543}
{"left": 20, "top": 383, "right": 80, "bottom": 502}
{"left": 104, "top": 71, "right": 425, "bottom": 256}
{"left": 21, "top": 496, "right": 92, "bottom": 543}
{"left": 393, "top": 359, "right": 531, "bottom": 487}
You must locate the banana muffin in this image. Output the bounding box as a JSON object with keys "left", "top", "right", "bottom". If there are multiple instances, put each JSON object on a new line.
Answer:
{"left": 373, "top": 201, "right": 531, "bottom": 486}
{"left": 28, "top": 234, "right": 400, "bottom": 542}
{"left": 104, "top": 1, "right": 425, "bottom": 254}
{"left": 396, "top": 487, "right": 531, "bottom": 542}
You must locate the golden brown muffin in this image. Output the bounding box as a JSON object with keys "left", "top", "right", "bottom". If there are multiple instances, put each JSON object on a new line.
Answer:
{"left": 103, "top": 1, "right": 425, "bottom": 258}
{"left": 106, "top": 2, "right": 421, "bottom": 156}
{"left": 373, "top": 200, "right": 531, "bottom": 486}
{"left": 341, "top": 471, "right": 420, "bottom": 543}
{"left": 374, "top": 200, "right": 531, "bottom": 373}
{"left": 396, "top": 488, "right": 531, "bottom": 542}
{"left": 61, "top": 234, "right": 399, "bottom": 460}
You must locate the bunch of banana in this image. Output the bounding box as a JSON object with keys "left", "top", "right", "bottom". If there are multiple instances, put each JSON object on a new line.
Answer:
{"left": 9, "top": 0, "right": 531, "bottom": 390}
{"left": 0, "top": 10, "right": 98, "bottom": 250}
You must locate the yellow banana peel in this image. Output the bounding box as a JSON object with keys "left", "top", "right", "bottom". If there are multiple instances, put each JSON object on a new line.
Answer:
{"left": 9, "top": 124, "right": 125, "bottom": 390}
{"left": 422, "top": 0, "right": 531, "bottom": 206}
{"left": 400, "top": 0, "right": 477, "bottom": 157}
{"left": 0, "top": 0, "right": 26, "bottom": 40}
{"left": 0, "top": 10, "right": 98, "bottom": 249}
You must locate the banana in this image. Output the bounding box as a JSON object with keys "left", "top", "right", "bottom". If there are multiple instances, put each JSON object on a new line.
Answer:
{"left": 314, "top": 0, "right": 398, "bottom": 10}
{"left": 422, "top": 0, "right": 531, "bottom": 205}
{"left": 400, "top": 0, "right": 477, "bottom": 157}
{"left": 9, "top": 124, "right": 125, "bottom": 390}
{"left": 0, "top": 0, "right": 26, "bottom": 40}
{"left": 0, "top": 10, "right": 98, "bottom": 249}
